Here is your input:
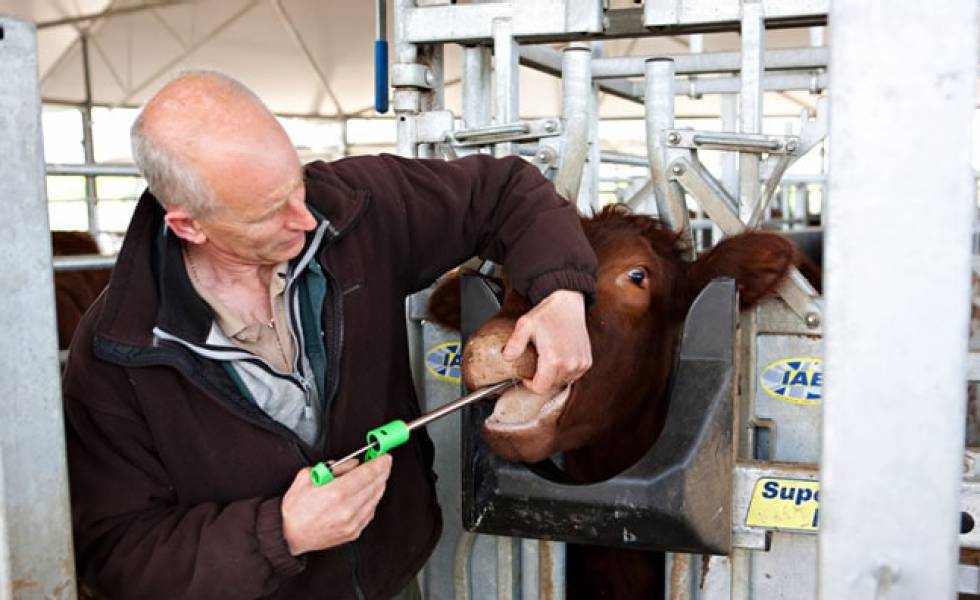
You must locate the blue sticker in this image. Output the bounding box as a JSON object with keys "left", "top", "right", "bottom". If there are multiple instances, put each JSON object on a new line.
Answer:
{"left": 760, "top": 357, "right": 823, "bottom": 406}
{"left": 425, "top": 341, "right": 462, "bottom": 384}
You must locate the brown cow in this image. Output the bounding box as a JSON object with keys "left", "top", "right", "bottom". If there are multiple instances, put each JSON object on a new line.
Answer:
{"left": 427, "top": 205, "right": 808, "bottom": 599}
{"left": 52, "top": 231, "right": 112, "bottom": 350}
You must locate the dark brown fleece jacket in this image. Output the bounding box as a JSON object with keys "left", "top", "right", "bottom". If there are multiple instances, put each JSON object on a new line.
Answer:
{"left": 63, "top": 154, "right": 597, "bottom": 599}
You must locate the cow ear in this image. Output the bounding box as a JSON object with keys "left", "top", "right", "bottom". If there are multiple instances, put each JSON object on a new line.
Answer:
{"left": 687, "top": 232, "right": 796, "bottom": 309}
{"left": 427, "top": 271, "right": 462, "bottom": 331}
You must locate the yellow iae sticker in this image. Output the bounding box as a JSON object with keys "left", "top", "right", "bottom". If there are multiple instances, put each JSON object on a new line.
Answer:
{"left": 759, "top": 357, "right": 823, "bottom": 406}
{"left": 425, "top": 341, "right": 462, "bottom": 384}
{"left": 745, "top": 478, "right": 820, "bottom": 532}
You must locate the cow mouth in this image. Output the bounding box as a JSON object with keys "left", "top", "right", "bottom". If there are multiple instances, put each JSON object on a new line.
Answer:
{"left": 484, "top": 383, "right": 571, "bottom": 434}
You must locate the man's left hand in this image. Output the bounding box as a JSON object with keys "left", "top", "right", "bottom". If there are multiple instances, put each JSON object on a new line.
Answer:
{"left": 501, "top": 290, "right": 592, "bottom": 395}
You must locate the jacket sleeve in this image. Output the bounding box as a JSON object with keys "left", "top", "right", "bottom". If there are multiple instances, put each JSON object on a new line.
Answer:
{"left": 331, "top": 153, "right": 598, "bottom": 304}
{"left": 63, "top": 341, "right": 303, "bottom": 599}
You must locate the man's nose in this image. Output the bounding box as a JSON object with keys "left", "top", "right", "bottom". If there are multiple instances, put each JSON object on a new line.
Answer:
{"left": 287, "top": 197, "right": 317, "bottom": 232}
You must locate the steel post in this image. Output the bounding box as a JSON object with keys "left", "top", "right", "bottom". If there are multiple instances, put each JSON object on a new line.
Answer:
{"left": 738, "top": 0, "right": 763, "bottom": 221}
{"left": 645, "top": 58, "right": 693, "bottom": 255}
{"left": 554, "top": 45, "right": 591, "bottom": 203}
{"left": 491, "top": 18, "right": 518, "bottom": 157}
{"left": 80, "top": 34, "right": 99, "bottom": 237}
{"left": 819, "top": 1, "right": 978, "bottom": 597}
{"left": 0, "top": 16, "right": 77, "bottom": 597}
{"left": 463, "top": 45, "right": 492, "bottom": 128}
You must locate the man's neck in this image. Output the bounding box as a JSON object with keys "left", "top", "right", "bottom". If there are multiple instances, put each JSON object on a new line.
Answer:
{"left": 183, "top": 243, "right": 278, "bottom": 323}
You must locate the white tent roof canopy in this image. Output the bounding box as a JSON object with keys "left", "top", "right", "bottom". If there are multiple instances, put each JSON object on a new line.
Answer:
{"left": 1, "top": 0, "right": 826, "bottom": 119}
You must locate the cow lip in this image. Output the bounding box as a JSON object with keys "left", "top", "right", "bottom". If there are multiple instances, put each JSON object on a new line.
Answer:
{"left": 483, "top": 384, "right": 571, "bottom": 432}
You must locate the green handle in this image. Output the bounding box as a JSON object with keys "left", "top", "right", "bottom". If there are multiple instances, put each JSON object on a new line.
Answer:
{"left": 365, "top": 419, "right": 409, "bottom": 460}
{"left": 309, "top": 419, "right": 410, "bottom": 487}
{"left": 310, "top": 462, "right": 334, "bottom": 486}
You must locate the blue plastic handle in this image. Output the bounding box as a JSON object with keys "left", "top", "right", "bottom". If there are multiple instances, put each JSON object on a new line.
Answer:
{"left": 374, "top": 39, "right": 389, "bottom": 114}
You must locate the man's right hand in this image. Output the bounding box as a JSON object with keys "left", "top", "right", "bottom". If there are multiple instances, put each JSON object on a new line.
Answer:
{"left": 280, "top": 454, "right": 393, "bottom": 556}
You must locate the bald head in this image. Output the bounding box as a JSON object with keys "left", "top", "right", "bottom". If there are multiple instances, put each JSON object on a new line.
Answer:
{"left": 132, "top": 71, "right": 299, "bottom": 217}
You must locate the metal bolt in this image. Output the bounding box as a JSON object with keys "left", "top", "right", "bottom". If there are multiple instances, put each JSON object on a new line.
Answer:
{"left": 424, "top": 70, "right": 434, "bottom": 86}
{"left": 535, "top": 147, "right": 557, "bottom": 164}
{"left": 670, "top": 163, "right": 685, "bottom": 176}
{"left": 786, "top": 140, "right": 799, "bottom": 153}
{"left": 543, "top": 120, "right": 558, "bottom": 133}
{"left": 667, "top": 132, "right": 681, "bottom": 145}
{"left": 804, "top": 312, "right": 820, "bottom": 328}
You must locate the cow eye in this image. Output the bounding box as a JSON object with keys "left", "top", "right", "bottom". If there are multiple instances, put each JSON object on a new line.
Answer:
{"left": 627, "top": 268, "right": 647, "bottom": 286}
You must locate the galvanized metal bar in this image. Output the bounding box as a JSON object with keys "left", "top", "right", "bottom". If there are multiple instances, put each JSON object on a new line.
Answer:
{"left": 819, "top": 1, "right": 977, "bottom": 597}
{"left": 645, "top": 58, "right": 693, "bottom": 255}
{"left": 644, "top": 0, "right": 827, "bottom": 30}
{"left": 591, "top": 47, "right": 828, "bottom": 79}
{"left": 540, "top": 541, "right": 564, "bottom": 600}
{"left": 496, "top": 537, "right": 515, "bottom": 600}
{"left": 520, "top": 539, "right": 538, "bottom": 600}
{"left": 671, "top": 155, "right": 821, "bottom": 326}
{"left": 582, "top": 46, "right": 601, "bottom": 213}
{"left": 463, "top": 45, "right": 493, "bottom": 128}
{"left": 80, "top": 34, "right": 100, "bottom": 237}
{"left": 403, "top": 0, "right": 603, "bottom": 45}
{"left": 554, "top": 44, "right": 591, "bottom": 202}
{"left": 53, "top": 254, "right": 116, "bottom": 272}
{"left": 491, "top": 18, "right": 518, "bottom": 157}
{"left": 738, "top": 0, "right": 763, "bottom": 222}
{"left": 0, "top": 16, "right": 77, "bottom": 596}
{"left": 47, "top": 163, "right": 141, "bottom": 177}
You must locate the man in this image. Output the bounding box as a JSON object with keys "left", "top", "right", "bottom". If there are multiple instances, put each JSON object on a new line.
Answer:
{"left": 63, "top": 71, "right": 596, "bottom": 599}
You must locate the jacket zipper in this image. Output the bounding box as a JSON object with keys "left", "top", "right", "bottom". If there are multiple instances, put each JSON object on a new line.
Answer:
{"left": 316, "top": 257, "right": 367, "bottom": 600}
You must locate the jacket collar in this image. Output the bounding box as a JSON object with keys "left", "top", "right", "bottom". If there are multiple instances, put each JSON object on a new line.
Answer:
{"left": 94, "top": 160, "right": 370, "bottom": 351}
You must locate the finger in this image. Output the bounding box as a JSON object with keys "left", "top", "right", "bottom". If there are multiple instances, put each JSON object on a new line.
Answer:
{"left": 328, "top": 459, "right": 358, "bottom": 477}
{"left": 501, "top": 318, "right": 532, "bottom": 362}
{"left": 528, "top": 358, "right": 560, "bottom": 395}
{"left": 330, "top": 454, "right": 391, "bottom": 488}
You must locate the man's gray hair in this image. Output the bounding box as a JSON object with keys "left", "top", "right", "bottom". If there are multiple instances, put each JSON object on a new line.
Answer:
{"left": 130, "top": 70, "right": 262, "bottom": 217}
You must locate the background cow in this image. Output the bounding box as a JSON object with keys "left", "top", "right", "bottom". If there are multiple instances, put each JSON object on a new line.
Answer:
{"left": 52, "top": 231, "right": 112, "bottom": 351}
{"left": 427, "top": 205, "right": 812, "bottom": 599}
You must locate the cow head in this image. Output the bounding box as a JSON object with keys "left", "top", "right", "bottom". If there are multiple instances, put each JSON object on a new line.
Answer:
{"left": 428, "top": 205, "right": 803, "bottom": 475}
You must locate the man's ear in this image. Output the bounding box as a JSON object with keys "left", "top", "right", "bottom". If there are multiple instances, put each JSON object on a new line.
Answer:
{"left": 164, "top": 207, "right": 207, "bottom": 244}
{"left": 687, "top": 232, "right": 796, "bottom": 309}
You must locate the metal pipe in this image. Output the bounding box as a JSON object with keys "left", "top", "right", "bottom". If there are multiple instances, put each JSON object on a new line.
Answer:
{"left": 554, "top": 45, "right": 591, "bottom": 202}
{"left": 591, "top": 46, "right": 828, "bottom": 79}
{"left": 462, "top": 45, "right": 492, "bottom": 128}
{"left": 80, "top": 34, "right": 99, "bottom": 237}
{"left": 0, "top": 16, "right": 77, "bottom": 595}
{"left": 492, "top": 18, "right": 518, "bottom": 157}
{"left": 453, "top": 530, "right": 477, "bottom": 600}
{"left": 497, "top": 537, "right": 514, "bottom": 600}
{"left": 644, "top": 58, "right": 693, "bottom": 255}
{"left": 521, "top": 538, "right": 539, "bottom": 600}
{"left": 738, "top": 0, "right": 764, "bottom": 221}
{"left": 47, "top": 163, "right": 141, "bottom": 177}
{"left": 53, "top": 254, "right": 116, "bottom": 272}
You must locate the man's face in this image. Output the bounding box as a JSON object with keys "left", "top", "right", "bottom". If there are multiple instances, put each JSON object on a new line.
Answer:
{"left": 192, "top": 128, "right": 317, "bottom": 266}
